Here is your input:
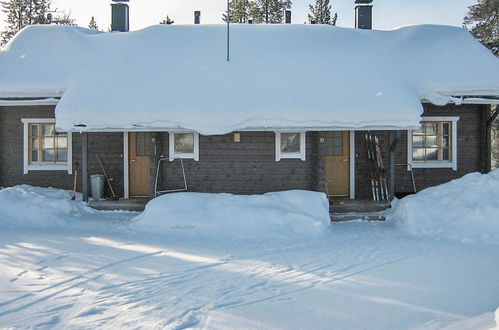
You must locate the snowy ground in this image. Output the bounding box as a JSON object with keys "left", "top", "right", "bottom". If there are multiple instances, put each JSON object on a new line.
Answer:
{"left": 1, "top": 186, "right": 499, "bottom": 329}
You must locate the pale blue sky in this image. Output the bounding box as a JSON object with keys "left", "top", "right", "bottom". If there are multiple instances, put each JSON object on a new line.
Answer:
{"left": 0, "top": 0, "right": 478, "bottom": 31}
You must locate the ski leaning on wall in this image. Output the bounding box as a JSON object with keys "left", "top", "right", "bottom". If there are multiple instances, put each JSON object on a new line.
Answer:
{"left": 365, "top": 133, "right": 389, "bottom": 202}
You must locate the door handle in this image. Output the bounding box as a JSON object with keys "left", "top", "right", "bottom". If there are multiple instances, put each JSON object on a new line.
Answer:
{"left": 343, "top": 159, "right": 348, "bottom": 162}
{"left": 130, "top": 159, "right": 136, "bottom": 162}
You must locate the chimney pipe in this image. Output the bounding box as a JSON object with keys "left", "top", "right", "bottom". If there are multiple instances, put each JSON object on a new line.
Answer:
{"left": 354, "top": 0, "right": 373, "bottom": 29}
{"left": 111, "top": 0, "right": 129, "bottom": 32}
{"left": 285, "top": 10, "right": 291, "bottom": 24}
{"left": 194, "top": 11, "right": 201, "bottom": 24}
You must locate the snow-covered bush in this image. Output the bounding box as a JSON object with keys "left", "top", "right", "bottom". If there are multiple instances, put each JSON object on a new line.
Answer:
{"left": 133, "top": 190, "right": 331, "bottom": 240}
{"left": 389, "top": 170, "right": 499, "bottom": 245}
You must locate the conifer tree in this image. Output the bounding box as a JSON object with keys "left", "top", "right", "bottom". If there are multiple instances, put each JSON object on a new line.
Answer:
{"left": 256, "top": 0, "right": 292, "bottom": 24}
{"left": 308, "top": 0, "right": 337, "bottom": 25}
{"left": 1, "top": 0, "right": 76, "bottom": 45}
{"left": 88, "top": 16, "right": 98, "bottom": 30}
{"left": 223, "top": 0, "right": 291, "bottom": 24}
{"left": 463, "top": 0, "right": 499, "bottom": 55}
{"left": 1, "top": 0, "right": 50, "bottom": 45}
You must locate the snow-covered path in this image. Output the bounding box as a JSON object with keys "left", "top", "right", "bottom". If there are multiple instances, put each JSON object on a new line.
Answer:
{"left": 1, "top": 219, "right": 498, "bottom": 329}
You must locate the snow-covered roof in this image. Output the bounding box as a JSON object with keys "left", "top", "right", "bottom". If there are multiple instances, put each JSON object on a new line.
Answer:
{"left": 0, "top": 24, "right": 499, "bottom": 134}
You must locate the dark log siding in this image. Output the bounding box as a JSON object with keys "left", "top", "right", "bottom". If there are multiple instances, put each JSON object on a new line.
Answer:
{"left": 0, "top": 103, "right": 490, "bottom": 198}
{"left": 154, "top": 132, "right": 318, "bottom": 195}
{"left": 354, "top": 103, "right": 489, "bottom": 198}
{"left": 0, "top": 106, "right": 124, "bottom": 197}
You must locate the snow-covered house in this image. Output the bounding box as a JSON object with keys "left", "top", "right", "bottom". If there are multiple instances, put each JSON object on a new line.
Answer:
{"left": 0, "top": 24, "right": 498, "bottom": 202}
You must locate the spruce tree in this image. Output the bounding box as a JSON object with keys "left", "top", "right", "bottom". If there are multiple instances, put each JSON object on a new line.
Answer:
{"left": 223, "top": 0, "right": 252, "bottom": 23}
{"left": 463, "top": 0, "right": 499, "bottom": 55}
{"left": 1, "top": 0, "right": 50, "bottom": 45}
{"left": 159, "top": 15, "right": 174, "bottom": 25}
{"left": 308, "top": 0, "right": 337, "bottom": 25}
{"left": 223, "top": 0, "right": 291, "bottom": 24}
{"left": 88, "top": 16, "right": 98, "bottom": 30}
{"left": 256, "top": 0, "right": 292, "bottom": 24}
{"left": 1, "top": 0, "right": 76, "bottom": 45}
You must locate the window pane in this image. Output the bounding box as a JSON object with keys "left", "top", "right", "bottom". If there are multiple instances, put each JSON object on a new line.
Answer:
{"left": 56, "top": 136, "right": 67, "bottom": 149}
{"left": 442, "top": 123, "right": 450, "bottom": 135}
{"left": 174, "top": 133, "right": 194, "bottom": 153}
{"left": 425, "top": 148, "right": 438, "bottom": 160}
{"left": 425, "top": 123, "right": 438, "bottom": 135}
{"left": 30, "top": 124, "right": 38, "bottom": 137}
{"left": 442, "top": 136, "right": 450, "bottom": 148}
{"left": 43, "top": 137, "right": 54, "bottom": 149}
{"left": 413, "top": 148, "right": 424, "bottom": 161}
{"left": 57, "top": 150, "right": 67, "bottom": 162}
{"left": 43, "top": 124, "right": 55, "bottom": 136}
{"left": 442, "top": 148, "right": 450, "bottom": 161}
{"left": 31, "top": 150, "right": 38, "bottom": 162}
{"left": 424, "top": 136, "right": 438, "bottom": 148}
{"left": 413, "top": 126, "right": 424, "bottom": 135}
{"left": 413, "top": 135, "right": 423, "bottom": 147}
{"left": 31, "top": 138, "right": 39, "bottom": 149}
{"left": 43, "top": 149, "right": 55, "bottom": 161}
{"left": 281, "top": 133, "right": 300, "bottom": 153}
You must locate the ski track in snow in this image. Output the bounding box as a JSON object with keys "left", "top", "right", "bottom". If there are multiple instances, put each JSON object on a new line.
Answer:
{"left": 0, "top": 220, "right": 498, "bottom": 329}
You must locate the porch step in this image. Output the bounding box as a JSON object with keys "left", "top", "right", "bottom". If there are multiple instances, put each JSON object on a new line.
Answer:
{"left": 330, "top": 213, "right": 386, "bottom": 222}
{"left": 330, "top": 198, "right": 390, "bottom": 213}
{"left": 88, "top": 198, "right": 149, "bottom": 211}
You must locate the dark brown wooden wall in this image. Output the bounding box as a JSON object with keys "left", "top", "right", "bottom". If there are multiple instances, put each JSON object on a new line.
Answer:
{"left": 154, "top": 132, "right": 318, "bottom": 195}
{"left": 0, "top": 106, "right": 124, "bottom": 197}
{"left": 0, "top": 103, "right": 489, "bottom": 199}
{"left": 354, "top": 103, "right": 489, "bottom": 198}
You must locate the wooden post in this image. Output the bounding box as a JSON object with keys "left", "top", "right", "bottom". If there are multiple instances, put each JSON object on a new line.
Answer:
{"left": 82, "top": 132, "right": 88, "bottom": 202}
{"left": 389, "top": 130, "right": 401, "bottom": 201}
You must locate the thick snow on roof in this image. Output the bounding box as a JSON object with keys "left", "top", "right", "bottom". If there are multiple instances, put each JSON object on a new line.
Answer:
{"left": 1, "top": 24, "right": 499, "bottom": 134}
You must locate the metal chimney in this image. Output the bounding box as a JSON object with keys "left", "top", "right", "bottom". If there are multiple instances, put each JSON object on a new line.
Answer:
{"left": 355, "top": 0, "right": 373, "bottom": 29}
{"left": 285, "top": 10, "right": 291, "bottom": 24}
{"left": 194, "top": 11, "right": 201, "bottom": 24}
{"left": 111, "top": 0, "right": 129, "bottom": 32}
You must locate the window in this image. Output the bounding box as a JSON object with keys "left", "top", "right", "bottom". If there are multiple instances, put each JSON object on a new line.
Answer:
{"left": 275, "top": 132, "right": 306, "bottom": 161}
{"left": 169, "top": 132, "right": 199, "bottom": 161}
{"left": 408, "top": 116, "right": 458, "bottom": 170}
{"left": 22, "top": 118, "right": 72, "bottom": 174}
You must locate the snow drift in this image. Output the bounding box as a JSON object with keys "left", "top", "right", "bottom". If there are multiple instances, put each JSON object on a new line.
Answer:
{"left": 389, "top": 170, "right": 499, "bottom": 245}
{"left": 0, "top": 185, "right": 87, "bottom": 229}
{"left": 1, "top": 24, "right": 499, "bottom": 134}
{"left": 132, "top": 190, "right": 331, "bottom": 240}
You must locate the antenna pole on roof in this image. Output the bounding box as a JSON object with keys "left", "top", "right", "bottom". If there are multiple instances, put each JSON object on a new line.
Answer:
{"left": 226, "top": 0, "right": 230, "bottom": 62}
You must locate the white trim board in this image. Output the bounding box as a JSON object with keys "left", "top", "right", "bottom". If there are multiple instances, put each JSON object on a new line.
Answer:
{"left": 21, "top": 118, "right": 72, "bottom": 174}
{"left": 407, "top": 116, "right": 459, "bottom": 171}
{"left": 275, "top": 131, "right": 306, "bottom": 161}
{"left": 349, "top": 131, "right": 355, "bottom": 199}
{"left": 168, "top": 132, "right": 200, "bottom": 161}
{"left": 123, "top": 132, "right": 129, "bottom": 199}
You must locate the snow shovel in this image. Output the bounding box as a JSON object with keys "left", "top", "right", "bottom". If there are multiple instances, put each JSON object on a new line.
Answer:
{"left": 70, "top": 162, "right": 79, "bottom": 201}
{"left": 96, "top": 154, "right": 118, "bottom": 200}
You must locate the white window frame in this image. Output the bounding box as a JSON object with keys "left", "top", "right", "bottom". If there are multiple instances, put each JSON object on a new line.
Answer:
{"left": 407, "top": 116, "right": 459, "bottom": 171}
{"left": 21, "top": 118, "right": 72, "bottom": 174}
{"left": 275, "top": 131, "right": 306, "bottom": 161}
{"left": 169, "top": 131, "right": 199, "bottom": 161}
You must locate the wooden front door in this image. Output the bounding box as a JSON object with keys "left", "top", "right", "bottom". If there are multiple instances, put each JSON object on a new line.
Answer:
{"left": 129, "top": 132, "right": 151, "bottom": 196}
{"left": 325, "top": 131, "right": 350, "bottom": 196}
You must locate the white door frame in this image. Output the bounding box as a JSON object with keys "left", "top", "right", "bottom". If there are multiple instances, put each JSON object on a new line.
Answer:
{"left": 349, "top": 131, "right": 355, "bottom": 199}
{"left": 123, "top": 131, "right": 129, "bottom": 199}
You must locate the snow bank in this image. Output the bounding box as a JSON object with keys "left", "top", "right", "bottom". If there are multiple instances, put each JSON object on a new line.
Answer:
{"left": 1, "top": 25, "right": 499, "bottom": 134}
{"left": 132, "top": 190, "right": 330, "bottom": 240}
{"left": 389, "top": 170, "right": 499, "bottom": 245}
{"left": 0, "top": 185, "right": 86, "bottom": 229}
